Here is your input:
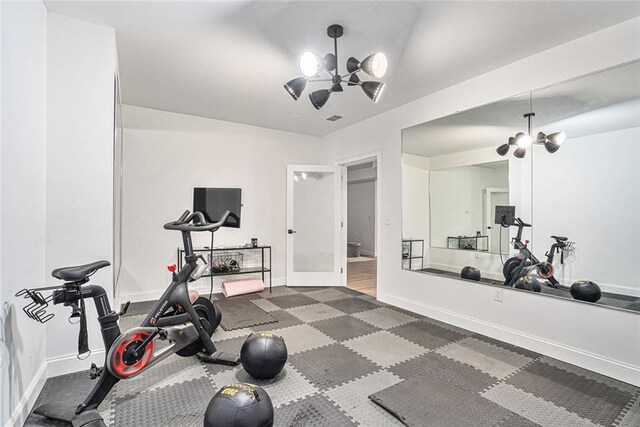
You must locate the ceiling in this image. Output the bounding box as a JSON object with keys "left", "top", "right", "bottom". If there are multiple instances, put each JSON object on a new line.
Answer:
{"left": 403, "top": 61, "right": 640, "bottom": 157}
{"left": 44, "top": 1, "right": 640, "bottom": 137}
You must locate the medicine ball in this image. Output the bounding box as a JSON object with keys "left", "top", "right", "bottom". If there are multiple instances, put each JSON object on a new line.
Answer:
{"left": 241, "top": 332, "right": 288, "bottom": 379}
{"left": 204, "top": 383, "right": 273, "bottom": 427}
{"left": 570, "top": 281, "right": 601, "bottom": 303}
{"left": 514, "top": 276, "right": 541, "bottom": 293}
{"left": 460, "top": 266, "right": 481, "bottom": 281}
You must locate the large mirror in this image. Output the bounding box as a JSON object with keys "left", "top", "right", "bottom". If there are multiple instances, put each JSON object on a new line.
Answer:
{"left": 402, "top": 61, "right": 640, "bottom": 313}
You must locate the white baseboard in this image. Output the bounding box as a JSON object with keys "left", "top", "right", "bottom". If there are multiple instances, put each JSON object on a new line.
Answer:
{"left": 360, "top": 250, "right": 375, "bottom": 257}
{"left": 379, "top": 292, "right": 640, "bottom": 386}
{"left": 121, "top": 277, "right": 286, "bottom": 303}
{"left": 46, "top": 349, "right": 106, "bottom": 378}
{"left": 6, "top": 362, "right": 47, "bottom": 427}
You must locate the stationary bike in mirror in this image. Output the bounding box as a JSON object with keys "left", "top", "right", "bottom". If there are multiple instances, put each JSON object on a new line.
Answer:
{"left": 15, "top": 210, "right": 239, "bottom": 427}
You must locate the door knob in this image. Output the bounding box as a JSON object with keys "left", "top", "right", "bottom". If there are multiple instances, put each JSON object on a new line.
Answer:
{"left": 288, "top": 229, "right": 297, "bottom": 234}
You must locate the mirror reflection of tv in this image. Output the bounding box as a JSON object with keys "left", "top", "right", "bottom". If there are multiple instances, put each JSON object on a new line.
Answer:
{"left": 494, "top": 205, "right": 515, "bottom": 226}
{"left": 193, "top": 188, "right": 241, "bottom": 228}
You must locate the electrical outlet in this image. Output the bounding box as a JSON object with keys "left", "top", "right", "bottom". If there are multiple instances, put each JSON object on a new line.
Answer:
{"left": 494, "top": 288, "right": 503, "bottom": 302}
{"left": 383, "top": 216, "right": 391, "bottom": 225}
{"left": 474, "top": 252, "right": 480, "bottom": 259}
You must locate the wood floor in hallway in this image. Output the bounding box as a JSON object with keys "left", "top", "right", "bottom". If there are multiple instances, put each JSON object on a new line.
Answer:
{"left": 347, "top": 257, "right": 377, "bottom": 297}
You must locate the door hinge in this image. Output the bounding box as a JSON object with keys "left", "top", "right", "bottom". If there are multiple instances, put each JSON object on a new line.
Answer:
{"left": 341, "top": 221, "right": 344, "bottom": 228}
{"left": 341, "top": 268, "right": 343, "bottom": 273}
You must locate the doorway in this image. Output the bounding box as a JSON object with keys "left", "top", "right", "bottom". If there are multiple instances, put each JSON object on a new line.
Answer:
{"left": 343, "top": 158, "right": 378, "bottom": 296}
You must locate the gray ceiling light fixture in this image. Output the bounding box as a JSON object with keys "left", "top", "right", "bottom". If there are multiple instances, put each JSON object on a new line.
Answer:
{"left": 284, "top": 24, "right": 387, "bottom": 110}
{"left": 497, "top": 95, "right": 566, "bottom": 158}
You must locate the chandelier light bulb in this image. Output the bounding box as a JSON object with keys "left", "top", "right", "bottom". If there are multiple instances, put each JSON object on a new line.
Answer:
{"left": 515, "top": 132, "right": 533, "bottom": 148}
{"left": 361, "top": 52, "right": 388, "bottom": 78}
{"left": 548, "top": 132, "right": 566, "bottom": 145}
{"left": 299, "top": 52, "right": 320, "bottom": 77}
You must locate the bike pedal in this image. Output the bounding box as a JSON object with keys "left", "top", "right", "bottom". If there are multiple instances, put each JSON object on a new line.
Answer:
{"left": 88, "top": 363, "right": 103, "bottom": 379}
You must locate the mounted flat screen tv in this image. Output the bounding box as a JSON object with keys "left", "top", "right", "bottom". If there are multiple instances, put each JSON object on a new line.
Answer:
{"left": 193, "top": 188, "right": 241, "bottom": 228}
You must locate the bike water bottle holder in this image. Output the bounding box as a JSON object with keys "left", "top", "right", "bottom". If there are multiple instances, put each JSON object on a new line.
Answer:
{"left": 15, "top": 286, "right": 58, "bottom": 323}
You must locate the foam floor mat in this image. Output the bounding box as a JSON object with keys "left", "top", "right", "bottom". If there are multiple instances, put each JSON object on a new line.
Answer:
{"left": 216, "top": 297, "right": 278, "bottom": 331}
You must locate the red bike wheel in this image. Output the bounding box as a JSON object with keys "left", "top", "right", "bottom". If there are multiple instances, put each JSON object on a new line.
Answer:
{"left": 538, "top": 262, "right": 554, "bottom": 279}
{"left": 110, "top": 331, "right": 154, "bottom": 379}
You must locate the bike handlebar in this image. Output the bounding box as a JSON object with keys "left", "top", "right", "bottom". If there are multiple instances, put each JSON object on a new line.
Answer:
{"left": 164, "top": 210, "right": 231, "bottom": 232}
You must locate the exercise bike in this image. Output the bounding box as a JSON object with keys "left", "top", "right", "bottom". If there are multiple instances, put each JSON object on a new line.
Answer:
{"left": 16, "top": 210, "right": 240, "bottom": 427}
{"left": 501, "top": 216, "right": 570, "bottom": 288}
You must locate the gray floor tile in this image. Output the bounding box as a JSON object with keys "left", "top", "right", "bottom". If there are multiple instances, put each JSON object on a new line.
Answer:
{"left": 289, "top": 343, "right": 381, "bottom": 391}
{"left": 286, "top": 303, "right": 345, "bottom": 323}
{"left": 275, "top": 393, "right": 356, "bottom": 426}
{"left": 310, "top": 315, "right": 381, "bottom": 342}
{"left": 344, "top": 330, "right": 428, "bottom": 368}
{"left": 209, "top": 364, "right": 318, "bottom": 408}
{"left": 482, "top": 382, "right": 600, "bottom": 427}
{"left": 268, "top": 293, "right": 318, "bottom": 309}
{"left": 304, "top": 288, "right": 352, "bottom": 303}
{"left": 506, "top": 359, "right": 635, "bottom": 426}
{"left": 389, "top": 351, "right": 499, "bottom": 393}
{"left": 324, "top": 370, "right": 405, "bottom": 426}
{"left": 325, "top": 297, "right": 380, "bottom": 314}
{"left": 389, "top": 319, "right": 467, "bottom": 350}
{"left": 272, "top": 324, "right": 335, "bottom": 354}
{"left": 252, "top": 310, "right": 304, "bottom": 332}
{"left": 353, "top": 307, "right": 417, "bottom": 329}
{"left": 436, "top": 336, "right": 533, "bottom": 379}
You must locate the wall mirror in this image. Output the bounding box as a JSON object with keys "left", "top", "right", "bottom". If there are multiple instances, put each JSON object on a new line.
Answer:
{"left": 402, "top": 60, "right": 640, "bottom": 313}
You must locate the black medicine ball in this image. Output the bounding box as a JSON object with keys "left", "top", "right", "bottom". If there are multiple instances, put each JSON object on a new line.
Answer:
{"left": 204, "top": 383, "right": 273, "bottom": 427}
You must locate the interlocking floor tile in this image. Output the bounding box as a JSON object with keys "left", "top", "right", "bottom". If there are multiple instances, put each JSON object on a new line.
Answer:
{"left": 209, "top": 364, "right": 318, "bottom": 408}
{"left": 436, "top": 336, "right": 533, "bottom": 379}
{"left": 325, "top": 370, "right": 405, "bottom": 426}
{"left": 268, "top": 293, "right": 318, "bottom": 309}
{"left": 252, "top": 310, "right": 304, "bottom": 332}
{"left": 506, "top": 359, "right": 634, "bottom": 426}
{"left": 113, "top": 376, "right": 215, "bottom": 427}
{"left": 258, "top": 286, "right": 299, "bottom": 298}
{"left": 336, "top": 287, "right": 366, "bottom": 296}
{"left": 286, "top": 303, "right": 345, "bottom": 323}
{"left": 26, "top": 286, "right": 639, "bottom": 427}
{"left": 482, "top": 382, "right": 600, "bottom": 427}
{"left": 248, "top": 297, "right": 281, "bottom": 312}
{"left": 289, "top": 286, "right": 328, "bottom": 293}
{"left": 616, "top": 391, "right": 640, "bottom": 427}
{"left": 305, "top": 288, "right": 352, "bottom": 303}
{"left": 538, "top": 356, "right": 638, "bottom": 394}
{"left": 310, "top": 315, "right": 381, "bottom": 342}
{"left": 353, "top": 307, "right": 416, "bottom": 329}
{"left": 344, "top": 330, "right": 428, "bottom": 368}
{"left": 272, "top": 324, "right": 335, "bottom": 354}
{"left": 389, "top": 351, "right": 498, "bottom": 393}
{"left": 115, "top": 353, "right": 208, "bottom": 398}
{"left": 370, "top": 372, "right": 514, "bottom": 427}
{"left": 325, "top": 297, "right": 380, "bottom": 314}
{"left": 289, "top": 343, "right": 380, "bottom": 391}
{"left": 275, "top": 393, "right": 356, "bottom": 426}
{"left": 389, "top": 319, "right": 466, "bottom": 350}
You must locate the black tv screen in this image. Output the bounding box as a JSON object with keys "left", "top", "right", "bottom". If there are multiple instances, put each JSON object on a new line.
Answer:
{"left": 193, "top": 188, "right": 241, "bottom": 228}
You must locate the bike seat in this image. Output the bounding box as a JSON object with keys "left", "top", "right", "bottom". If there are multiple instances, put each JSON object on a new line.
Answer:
{"left": 52, "top": 260, "right": 110, "bottom": 282}
{"left": 551, "top": 235, "right": 568, "bottom": 242}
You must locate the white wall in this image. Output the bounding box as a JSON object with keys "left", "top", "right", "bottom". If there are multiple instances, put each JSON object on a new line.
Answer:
{"left": 533, "top": 127, "right": 640, "bottom": 295}
{"left": 347, "top": 180, "right": 376, "bottom": 256}
{"left": 430, "top": 165, "right": 507, "bottom": 248}
{"left": 45, "top": 13, "right": 116, "bottom": 375}
{"left": 120, "top": 106, "right": 327, "bottom": 302}
{"left": 324, "top": 18, "right": 640, "bottom": 385}
{"left": 1, "top": 2, "right": 48, "bottom": 425}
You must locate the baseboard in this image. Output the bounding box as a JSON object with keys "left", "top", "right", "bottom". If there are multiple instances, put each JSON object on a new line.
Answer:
{"left": 379, "top": 292, "right": 640, "bottom": 386}
{"left": 121, "top": 277, "right": 286, "bottom": 303}
{"left": 596, "top": 282, "right": 640, "bottom": 297}
{"left": 46, "top": 349, "right": 106, "bottom": 378}
{"left": 360, "top": 250, "right": 375, "bottom": 257}
{"left": 6, "top": 361, "right": 47, "bottom": 427}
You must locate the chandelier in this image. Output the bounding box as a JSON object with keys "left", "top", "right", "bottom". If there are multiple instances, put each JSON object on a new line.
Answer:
{"left": 284, "top": 24, "right": 387, "bottom": 110}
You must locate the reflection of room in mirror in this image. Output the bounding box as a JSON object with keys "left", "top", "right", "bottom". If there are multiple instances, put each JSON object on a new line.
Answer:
{"left": 401, "top": 61, "right": 640, "bottom": 313}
